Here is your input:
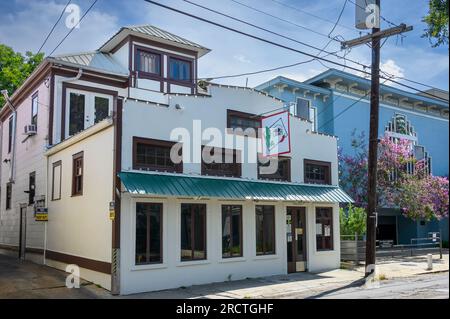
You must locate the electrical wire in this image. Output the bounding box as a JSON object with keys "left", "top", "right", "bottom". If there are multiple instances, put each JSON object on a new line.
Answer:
{"left": 183, "top": 0, "right": 367, "bottom": 70}
{"left": 37, "top": 0, "right": 72, "bottom": 54}
{"left": 268, "top": 0, "right": 361, "bottom": 34}
{"left": 144, "top": 0, "right": 448, "bottom": 102}
{"left": 228, "top": 0, "right": 344, "bottom": 42}
{"left": 48, "top": 0, "right": 99, "bottom": 56}
{"left": 191, "top": 0, "right": 440, "bottom": 93}
{"left": 328, "top": 0, "right": 349, "bottom": 37}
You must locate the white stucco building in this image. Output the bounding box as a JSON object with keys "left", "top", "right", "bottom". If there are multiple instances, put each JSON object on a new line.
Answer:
{"left": 0, "top": 25, "right": 352, "bottom": 295}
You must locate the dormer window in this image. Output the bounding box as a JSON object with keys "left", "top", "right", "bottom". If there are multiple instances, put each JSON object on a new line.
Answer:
{"left": 169, "top": 57, "right": 192, "bottom": 82}
{"left": 136, "top": 48, "right": 162, "bottom": 77}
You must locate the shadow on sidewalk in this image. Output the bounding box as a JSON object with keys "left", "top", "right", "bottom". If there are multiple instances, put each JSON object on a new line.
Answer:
{"left": 305, "top": 277, "right": 367, "bottom": 299}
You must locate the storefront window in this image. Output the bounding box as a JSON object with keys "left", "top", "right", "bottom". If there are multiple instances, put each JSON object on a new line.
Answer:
{"left": 222, "top": 205, "right": 242, "bottom": 258}
{"left": 255, "top": 205, "right": 275, "bottom": 255}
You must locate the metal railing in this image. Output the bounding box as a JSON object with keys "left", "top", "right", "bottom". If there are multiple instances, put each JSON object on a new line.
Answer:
{"left": 341, "top": 232, "right": 443, "bottom": 263}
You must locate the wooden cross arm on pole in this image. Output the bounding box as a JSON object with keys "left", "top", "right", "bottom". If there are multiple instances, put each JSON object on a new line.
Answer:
{"left": 341, "top": 24, "right": 413, "bottom": 49}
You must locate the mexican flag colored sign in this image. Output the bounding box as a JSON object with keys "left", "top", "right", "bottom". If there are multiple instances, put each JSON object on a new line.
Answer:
{"left": 261, "top": 110, "right": 291, "bottom": 157}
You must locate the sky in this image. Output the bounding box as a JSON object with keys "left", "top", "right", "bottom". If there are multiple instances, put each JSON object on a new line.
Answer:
{"left": 0, "top": 0, "right": 448, "bottom": 92}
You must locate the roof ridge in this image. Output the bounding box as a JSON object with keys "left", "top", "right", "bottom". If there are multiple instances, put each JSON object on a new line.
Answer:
{"left": 51, "top": 50, "right": 101, "bottom": 58}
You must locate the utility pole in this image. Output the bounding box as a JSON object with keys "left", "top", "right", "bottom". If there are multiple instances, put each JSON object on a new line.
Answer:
{"left": 342, "top": 0, "right": 413, "bottom": 277}
{"left": 366, "top": 0, "right": 381, "bottom": 277}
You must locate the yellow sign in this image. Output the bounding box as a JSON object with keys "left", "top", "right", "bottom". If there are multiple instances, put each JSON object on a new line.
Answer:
{"left": 34, "top": 212, "right": 48, "bottom": 222}
{"left": 109, "top": 210, "right": 115, "bottom": 221}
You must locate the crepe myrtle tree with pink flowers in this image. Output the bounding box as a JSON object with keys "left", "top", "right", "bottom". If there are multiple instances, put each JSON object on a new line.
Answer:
{"left": 339, "top": 129, "right": 449, "bottom": 223}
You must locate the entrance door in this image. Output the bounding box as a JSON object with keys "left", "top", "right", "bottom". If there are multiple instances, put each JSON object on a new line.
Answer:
{"left": 286, "top": 207, "right": 307, "bottom": 273}
{"left": 18, "top": 206, "right": 27, "bottom": 260}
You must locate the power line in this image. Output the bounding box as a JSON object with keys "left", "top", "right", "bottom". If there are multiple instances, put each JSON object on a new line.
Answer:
{"left": 187, "top": 0, "right": 444, "bottom": 94}
{"left": 37, "top": 0, "right": 72, "bottom": 54}
{"left": 228, "top": 0, "right": 343, "bottom": 42}
{"left": 183, "top": 0, "right": 367, "bottom": 70}
{"left": 268, "top": 0, "right": 361, "bottom": 34}
{"left": 328, "top": 0, "right": 349, "bottom": 37}
{"left": 48, "top": 0, "right": 99, "bottom": 57}
{"left": 145, "top": 0, "right": 371, "bottom": 75}
{"left": 200, "top": 0, "right": 346, "bottom": 82}
{"left": 144, "top": 0, "right": 448, "bottom": 103}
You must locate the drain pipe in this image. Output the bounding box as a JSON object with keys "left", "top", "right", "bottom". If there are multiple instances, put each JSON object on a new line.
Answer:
{"left": 1, "top": 90, "right": 17, "bottom": 183}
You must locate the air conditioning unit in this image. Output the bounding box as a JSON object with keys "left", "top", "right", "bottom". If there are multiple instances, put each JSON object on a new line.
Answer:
{"left": 24, "top": 124, "right": 37, "bottom": 136}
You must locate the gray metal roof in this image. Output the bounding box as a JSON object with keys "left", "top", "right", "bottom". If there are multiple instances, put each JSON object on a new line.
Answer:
{"left": 99, "top": 24, "right": 210, "bottom": 57}
{"left": 50, "top": 51, "right": 129, "bottom": 76}
{"left": 127, "top": 25, "right": 208, "bottom": 50}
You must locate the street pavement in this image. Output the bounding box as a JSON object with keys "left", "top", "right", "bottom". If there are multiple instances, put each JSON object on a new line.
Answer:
{"left": 314, "top": 273, "right": 449, "bottom": 299}
{"left": 0, "top": 251, "right": 448, "bottom": 299}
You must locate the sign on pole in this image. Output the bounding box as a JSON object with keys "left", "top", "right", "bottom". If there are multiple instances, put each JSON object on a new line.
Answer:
{"left": 35, "top": 207, "right": 48, "bottom": 222}
{"left": 261, "top": 110, "right": 291, "bottom": 157}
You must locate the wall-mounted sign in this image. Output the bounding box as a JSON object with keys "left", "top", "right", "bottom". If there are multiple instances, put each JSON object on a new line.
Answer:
{"left": 261, "top": 111, "right": 291, "bottom": 157}
{"left": 35, "top": 208, "right": 48, "bottom": 222}
{"left": 109, "top": 201, "right": 115, "bottom": 221}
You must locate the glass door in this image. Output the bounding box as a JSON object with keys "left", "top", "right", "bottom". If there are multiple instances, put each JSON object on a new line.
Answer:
{"left": 287, "top": 207, "right": 307, "bottom": 273}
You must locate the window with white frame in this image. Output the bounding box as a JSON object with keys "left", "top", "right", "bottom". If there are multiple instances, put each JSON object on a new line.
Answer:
{"left": 31, "top": 93, "right": 38, "bottom": 127}
{"left": 310, "top": 106, "right": 318, "bottom": 132}
{"left": 66, "top": 89, "right": 113, "bottom": 137}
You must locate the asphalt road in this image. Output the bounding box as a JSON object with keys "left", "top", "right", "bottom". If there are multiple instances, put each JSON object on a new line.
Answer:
{"left": 314, "top": 272, "right": 449, "bottom": 299}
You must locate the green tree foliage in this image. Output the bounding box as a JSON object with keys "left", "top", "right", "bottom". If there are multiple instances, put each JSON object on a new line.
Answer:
{"left": 0, "top": 44, "right": 44, "bottom": 107}
{"left": 340, "top": 204, "right": 367, "bottom": 236}
{"left": 422, "top": 0, "right": 449, "bottom": 47}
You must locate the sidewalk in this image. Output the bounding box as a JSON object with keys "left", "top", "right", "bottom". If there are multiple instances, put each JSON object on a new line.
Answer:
{"left": 355, "top": 250, "right": 449, "bottom": 279}
{"left": 0, "top": 251, "right": 447, "bottom": 299}
{"left": 123, "top": 251, "right": 449, "bottom": 299}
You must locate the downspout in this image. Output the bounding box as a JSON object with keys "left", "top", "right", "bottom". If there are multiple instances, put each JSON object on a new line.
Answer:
{"left": 1, "top": 90, "right": 17, "bottom": 183}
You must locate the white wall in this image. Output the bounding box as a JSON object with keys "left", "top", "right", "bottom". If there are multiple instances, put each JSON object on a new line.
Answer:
{"left": 122, "top": 85, "right": 339, "bottom": 185}
{"left": 46, "top": 124, "right": 114, "bottom": 289}
{"left": 0, "top": 79, "right": 50, "bottom": 253}
{"left": 119, "top": 195, "right": 341, "bottom": 294}
{"left": 120, "top": 196, "right": 287, "bottom": 294}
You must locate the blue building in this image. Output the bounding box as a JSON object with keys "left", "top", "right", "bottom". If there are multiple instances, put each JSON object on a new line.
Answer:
{"left": 256, "top": 69, "right": 449, "bottom": 245}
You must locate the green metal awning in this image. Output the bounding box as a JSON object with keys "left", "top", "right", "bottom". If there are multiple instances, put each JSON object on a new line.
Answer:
{"left": 119, "top": 172, "right": 353, "bottom": 203}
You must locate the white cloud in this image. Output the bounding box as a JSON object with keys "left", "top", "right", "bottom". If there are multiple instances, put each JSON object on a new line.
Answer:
{"left": 381, "top": 59, "right": 405, "bottom": 79}
{"left": 233, "top": 54, "right": 251, "bottom": 64}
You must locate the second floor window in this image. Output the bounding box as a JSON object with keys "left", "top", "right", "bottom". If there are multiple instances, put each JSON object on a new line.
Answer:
{"left": 258, "top": 156, "right": 291, "bottom": 182}
{"left": 136, "top": 49, "right": 161, "bottom": 76}
{"left": 69, "top": 92, "right": 85, "bottom": 136}
{"left": 72, "top": 152, "right": 84, "bottom": 196}
{"left": 227, "top": 110, "right": 261, "bottom": 136}
{"left": 28, "top": 172, "right": 36, "bottom": 205}
{"left": 169, "top": 58, "right": 192, "bottom": 82}
{"left": 133, "top": 137, "right": 182, "bottom": 173}
{"left": 65, "top": 87, "right": 113, "bottom": 138}
{"left": 304, "top": 159, "right": 331, "bottom": 185}
{"left": 201, "top": 147, "right": 241, "bottom": 178}
{"left": 31, "top": 93, "right": 38, "bottom": 127}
